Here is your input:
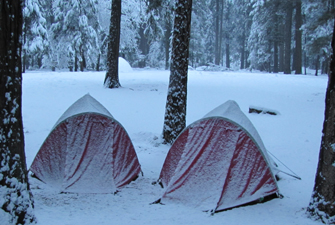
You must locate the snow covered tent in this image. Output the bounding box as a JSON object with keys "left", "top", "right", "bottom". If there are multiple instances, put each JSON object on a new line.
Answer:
{"left": 157, "top": 100, "right": 279, "bottom": 212}
{"left": 119, "top": 57, "right": 132, "bottom": 73}
{"left": 29, "top": 94, "right": 141, "bottom": 193}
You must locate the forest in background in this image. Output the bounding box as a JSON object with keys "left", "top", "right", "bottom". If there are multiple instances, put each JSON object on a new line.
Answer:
{"left": 23, "top": 0, "right": 334, "bottom": 74}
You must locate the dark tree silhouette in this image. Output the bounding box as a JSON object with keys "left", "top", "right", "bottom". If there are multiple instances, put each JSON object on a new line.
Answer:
{"left": 307, "top": 18, "right": 335, "bottom": 224}
{"left": 104, "top": 0, "right": 121, "bottom": 88}
{"left": 284, "top": 0, "right": 293, "bottom": 74}
{"left": 162, "top": 0, "right": 192, "bottom": 144}
{"left": 0, "top": 0, "right": 36, "bottom": 224}
{"left": 294, "top": 0, "right": 302, "bottom": 74}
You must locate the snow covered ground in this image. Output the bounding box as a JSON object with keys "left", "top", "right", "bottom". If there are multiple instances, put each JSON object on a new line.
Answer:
{"left": 22, "top": 68, "right": 327, "bottom": 225}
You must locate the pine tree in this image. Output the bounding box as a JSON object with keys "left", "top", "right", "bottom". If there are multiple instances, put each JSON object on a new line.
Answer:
{"left": 248, "top": 0, "right": 273, "bottom": 71}
{"left": 233, "top": 0, "right": 253, "bottom": 70}
{"left": 51, "top": 0, "right": 100, "bottom": 71}
{"left": 104, "top": 0, "right": 121, "bottom": 88}
{"left": 189, "top": 0, "right": 211, "bottom": 68}
{"left": 0, "top": 0, "right": 36, "bottom": 224}
{"left": 307, "top": 18, "right": 335, "bottom": 224}
{"left": 144, "top": 0, "right": 174, "bottom": 69}
{"left": 162, "top": 0, "right": 192, "bottom": 144}
{"left": 303, "top": 0, "right": 334, "bottom": 74}
{"left": 22, "top": 0, "right": 49, "bottom": 71}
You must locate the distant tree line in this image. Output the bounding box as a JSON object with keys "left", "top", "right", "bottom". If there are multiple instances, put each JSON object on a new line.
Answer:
{"left": 23, "top": 0, "right": 334, "bottom": 74}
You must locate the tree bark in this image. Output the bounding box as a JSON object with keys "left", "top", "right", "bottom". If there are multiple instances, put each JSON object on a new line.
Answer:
{"left": 240, "top": 28, "right": 245, "bottom": 69}
{"left": 284, "top": 1, "right": 293, "bottom": 74}
{"left": 104, "top": 0, "right": 121, "bottom": 88}
{"left": 162, "top": 0, "right": 192, "bottom": 144}
{"left": 307, "top": 18, "right": 335, "bottom": 224}
{"left": 75, "top": 50, "right": 78, "bottom": 72}
{"left": 274, "top": 40, "right": 279, "bottom": 73}
{"left": 218, "top": 0, "right": 223, "bottom": 66}
{"left": 0, "top": 0, "right": 36, "bottom": 224}
{"left": 214, "top": 0, "right": 222, "bottom": 65}
{"left": 96, "top": 53, "right": 100, "bottom": 71}
{"left": 294, "top": 0, "right": 302, "bottom": 74}
{"left": 315, "top": 55, "right": 320, "bottom": 76}
{"left": 225, "top": 2, "right": 230, "bottom": 69}
{"left": 279, "top": 40, "right": 284, "bottom": 72}
{"left": 273, "top": 0, "right": 280, "bottom": 73}
{"left": 164, "top": 20, "right": 172, "bottom": 70}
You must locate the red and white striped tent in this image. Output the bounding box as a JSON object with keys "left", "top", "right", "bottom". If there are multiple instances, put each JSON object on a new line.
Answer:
{"left": 30, "top": 94, "right": 141, "bottom": 193}
{"left": 158, "top": 100, "right": 279, "bottom": 212}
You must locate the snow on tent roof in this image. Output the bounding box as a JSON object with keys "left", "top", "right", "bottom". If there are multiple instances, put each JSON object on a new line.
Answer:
{"left": 53, "top": 93, "right": 113, "bottom": 129}
{"left": 30, "top": 94, "right": 141, "bottom": 193}
{"left": 158, "top": 100, "right": 279, "bottom": 212}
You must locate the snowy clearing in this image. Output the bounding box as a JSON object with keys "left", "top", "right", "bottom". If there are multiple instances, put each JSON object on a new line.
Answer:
{"left": 22, "top": 69, "right": 327, "bottom": 225}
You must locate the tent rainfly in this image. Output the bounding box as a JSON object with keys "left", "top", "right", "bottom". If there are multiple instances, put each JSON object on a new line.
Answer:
{"left": 30, "top": 94, "right": 141, "bottom": 193}
{"left": 157, "top": 100, "right": 280, "bottom": 212}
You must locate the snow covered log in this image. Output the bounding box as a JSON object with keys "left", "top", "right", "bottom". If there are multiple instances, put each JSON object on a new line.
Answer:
{"left": 249, "top": 106, "right": 279, "bottom": 115}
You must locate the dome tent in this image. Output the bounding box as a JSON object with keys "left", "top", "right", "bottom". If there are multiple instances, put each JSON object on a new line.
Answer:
{"left": 119, "top": 57, "right": 132, "bottom": 73}
{"left": 157, "top": 100, "right": 280, "bottom": 212}
{"left": 30, "top": 94, "right": 141, "bottom": 193}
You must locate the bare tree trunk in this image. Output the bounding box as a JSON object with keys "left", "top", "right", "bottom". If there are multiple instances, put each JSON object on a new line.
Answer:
{"left": 274, "top": 41, "right": 279, "bottom": 73}
{"left": 294, "top": 0, "right": 302, "bottom": 74}
{"left": 104, "top": 0, "right": 121, "bottom": 88}
{"left": 22, "top": 23, "right": 27, "bottom": 73}
{"left": 75, "top": 50, "right": 78, "bottom": 72}
{"left": 279, "top": 41, "right": 284, "bottom": 72}
{"left": 307, "top": 18, "right": 335, "bottom": 224}
{"left": 225, "top": 2, "right": 230, "bottom": 69}
{"left": 96, "top": 53, "right": 100, "bottom": 71}
{"left": 164, "top": 21, "right": 172, "bottom": 70}
{"left": 138, "top": 25, "right": 149, "bottom": 68}
{"left": 162, "top": 0, "right": 192, "bottom": 144}
{"left": 241, "top": 28, "right": 245, "bottom": 69}
{"left": 0, "top": 0, "right": 36, "bottom": 224}
{"left": 214, "top": 0, "right": 222, "bottom": 65}
{"left": 315, "top": 55, "right": 320, "bottom": 76}
{"left": 218, "top": 0, "right": 223, "bottom": 66}
{"left": 284, "top": 1, "right": 293, "bottom": 74}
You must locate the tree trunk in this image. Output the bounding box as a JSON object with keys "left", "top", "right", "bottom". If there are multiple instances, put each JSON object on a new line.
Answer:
{"left": 164, "top": 20, "right": 172, "bottom": 70}
{"left": 162, "top": 0, "right": 192, "bottom": 144}
{"left": 284, "top": 1, "right": 293, "bottom": 74}
{"left": 214, "top": 0, "right": 221, "bottom": 65}
{"left": 75, "top": 50, "right": 78, "bottom": 72}
{"left": 218, "top": 0, "right": 223, "bottom": 66}
{"left": 22, "top": 25, "right": 26, "bottom": 73}
{"left": 104, "top": 0, "right": 121, "bottom": 88}
{"left": 273, "top": 0, "right": 279, "bottom": 73}
{"left": 138, "top": 25, "right": 149, "bottom": 68}
{"left": 279, "top": 41, "right": 284, "bottom": 72}
{"left": 307, "top": 18, "right": 335, "bottom": 224}
{"left": 80, "top": 49, "right": 86, "bottom": 72}
{"left": 225, "top": 2, "right": 230, "bottom": 69}
{"left": 267, "top": 40, "right": 272, "bottom": 72}
{"left": 37, "top": 56, "right": 42, "bottom": 68}
{"left": 241, "top": 28, "right": 245, "bottom": 69}
{"left": 96, "top": 53, "right": 100, "bottom": 71}
{"left": 294, "top": 0, "right": 302, "bottom": 74}
{"left": 315, "top": 55, "right": 319, "bottom": 76}
{"left": 274, "top": 40, "right": 279, "bottom": 73}
{"left": 0, "top": 0, "right": 36, "bottom": 224}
